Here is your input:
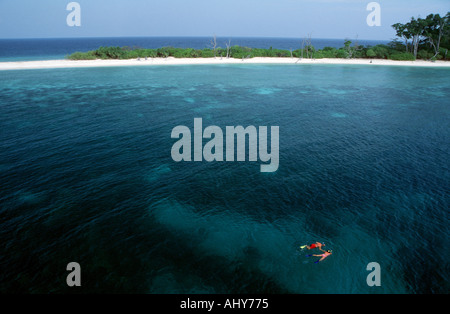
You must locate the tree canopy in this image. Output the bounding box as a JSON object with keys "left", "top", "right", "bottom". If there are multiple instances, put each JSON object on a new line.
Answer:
{"left": 392, "top": 12, "right": 450, "bottom": 59}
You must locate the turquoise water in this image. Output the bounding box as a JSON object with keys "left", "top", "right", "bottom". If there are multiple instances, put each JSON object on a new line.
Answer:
{"left": 0, "top": 64, "right": 448, "bottom": 293}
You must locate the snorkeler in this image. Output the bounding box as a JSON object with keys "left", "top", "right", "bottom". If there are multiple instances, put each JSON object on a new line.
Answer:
{"left": 300, "top": 242, "right": 325, "bottom": 250}
{"left": 312, "top": 250, "right": 333, "bottom": 263}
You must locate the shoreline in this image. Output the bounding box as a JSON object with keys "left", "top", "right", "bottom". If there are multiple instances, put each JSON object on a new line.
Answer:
{"left": 1, "top": 57, "right": 449, "bottom": 70}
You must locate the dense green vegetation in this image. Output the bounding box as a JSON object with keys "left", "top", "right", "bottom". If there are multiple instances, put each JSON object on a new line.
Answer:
{"left": 392, "top": 12, "right": 450, "bottom": 60}
{"left": 67, "top": 12, "right": 449, "bottom": 62}
{"left": 67, "top": 46, "right": 297, "bottom": 60}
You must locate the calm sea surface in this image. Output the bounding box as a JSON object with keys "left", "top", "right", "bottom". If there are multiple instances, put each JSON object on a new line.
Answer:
{"left": 0, "top": 63, "right": 448, "bottom": 293}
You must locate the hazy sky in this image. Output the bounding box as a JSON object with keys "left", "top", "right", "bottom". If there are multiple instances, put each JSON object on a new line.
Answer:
{"left": 0, "top": 0, "right": 448, "bottom": 40}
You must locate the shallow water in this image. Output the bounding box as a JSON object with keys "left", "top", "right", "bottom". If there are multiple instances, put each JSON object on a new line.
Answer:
{"left": 0, "top": 64, "right": 448, "bottom": 293}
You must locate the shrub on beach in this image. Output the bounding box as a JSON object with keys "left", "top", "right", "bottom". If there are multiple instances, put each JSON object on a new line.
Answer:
{"left": 229, "top": 46, "right": 253, "bottom": 59}
{"left": 94, "top": 46, "right": 127, "bottom": 59}
{"left": 372, "top": 45, "right": 390, "bottom": 59}
{"left": 417, "top": 50, "right": 434, "bottom": 60}
{"left": 336, "top": 49, "right": 348, "bottom": 58}
{"left": 366, "top": 49, "right": 376, "bottom": 58}
{"left": 67, "top": 51, "right": 97, "bottom": 60}
{"left": 439, "top": 47, "right": 449, "bottom": 60}
{"left": 389, "top": 52, "right": 416, "bottom": 61}
{"left": 321, "top": 47, "right": 338, "bottom": 58}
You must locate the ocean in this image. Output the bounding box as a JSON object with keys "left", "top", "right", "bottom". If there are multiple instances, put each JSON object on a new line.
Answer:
{"left": 0, "top": 43, "right": 448, "bottom": 294}
{"left": 0, "top": 37, "right": 389, "bottom": 62}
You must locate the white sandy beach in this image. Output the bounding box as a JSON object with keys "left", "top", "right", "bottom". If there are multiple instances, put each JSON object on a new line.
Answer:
{"left": 0, "top": 57, "right": 449, "bottom": 70}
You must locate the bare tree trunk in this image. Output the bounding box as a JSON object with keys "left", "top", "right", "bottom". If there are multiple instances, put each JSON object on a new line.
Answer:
{"left": 225, "top": 39, "right": 231, "bottom": 59}
{"left": 297, "top": 35, "right": 313, "bottom": 62}
{"left": 431, "top": 27, "right": 443, "bottom": 58}
{"left": 305, "top": 33, "right": 313, "bottom": 59}
{"left": 413, "top": 35, "right": 420, "bottom": 58}
{"left": 210, "top": 34, "right": 217, "bottom": 58}
{"left": 302, "top": 39, "right": 305, "bottom": 59}
{"left": 296, "top": 40, "right": 305, "bottom": 63}
{"left": 352, "top": 35, "right": 363, "bottom": 59}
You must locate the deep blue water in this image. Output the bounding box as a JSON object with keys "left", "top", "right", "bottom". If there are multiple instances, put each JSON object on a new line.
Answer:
{"left": 0, "top": 64, "right": 448, "bottom": 294}
{"left": 0, "top": 37, "right": 389, "bottom": 62}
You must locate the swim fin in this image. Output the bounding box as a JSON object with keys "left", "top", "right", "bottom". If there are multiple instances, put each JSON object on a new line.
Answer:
{"left": 300, "top": 245, "right": 307, "bottom": 250}
{"left": 305, "top": 254, "right": 312, "bottom": 257}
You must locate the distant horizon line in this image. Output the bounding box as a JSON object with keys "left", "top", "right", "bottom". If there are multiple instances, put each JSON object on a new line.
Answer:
{"left": 0, "top": 35, "right": 391, "bottom": 42}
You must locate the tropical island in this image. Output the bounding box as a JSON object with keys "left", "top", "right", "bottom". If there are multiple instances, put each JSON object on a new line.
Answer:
{"left": 66, "top": 13, "right": 450, "bottom": 62}
{"left": 1, "top": 13, "right": 449, "bottom": 71}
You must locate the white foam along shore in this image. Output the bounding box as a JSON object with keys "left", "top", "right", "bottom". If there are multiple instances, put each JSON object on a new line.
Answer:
{"left": 0, "top": 57, "right": 449, "bottom": 70}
